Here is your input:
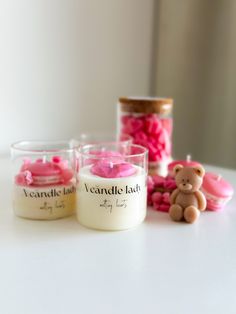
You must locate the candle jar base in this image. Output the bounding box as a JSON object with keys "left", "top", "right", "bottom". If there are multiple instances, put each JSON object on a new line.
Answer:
{"left": 77, "top": 210, "right": 146, "bottom": 231}
{"left": 77, "top": 214, "right": 146, "bottom": 231}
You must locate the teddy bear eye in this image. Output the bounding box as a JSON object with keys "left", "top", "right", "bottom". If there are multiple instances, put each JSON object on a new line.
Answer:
{"left": 182, "top": 179, "right": 185, "bottom": 182}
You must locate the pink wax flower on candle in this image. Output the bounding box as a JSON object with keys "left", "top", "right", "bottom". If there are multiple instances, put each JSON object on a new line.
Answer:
{"left": 168, "top": 155, "right": 202, "bottom": 177}
{"left": 15, "top": 170, "right": 33, "bottom": 186}
{"left": 15, "top": 156, "right": 73, "bottom": 187}
{"left": 90, "top": 159, "right": 136, "bottom": 178}
{"left": 202, "top": 173, "right": 234, "bottom": 211}
{"left": 84, "top": 151, "right": 124, "bottom": 166}
{"left": 52, "top": 155, "right": 69, "bottom": 169}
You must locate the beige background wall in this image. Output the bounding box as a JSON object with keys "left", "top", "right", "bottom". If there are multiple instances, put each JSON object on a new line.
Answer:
{"left": 152, "top": 0, "right": 236, "bottom": 168}
{"left": 1, "top": 0, "right": 236, "bottom": 169}
{"left": 0, "top": 0, "right": 154, "bottom": 153}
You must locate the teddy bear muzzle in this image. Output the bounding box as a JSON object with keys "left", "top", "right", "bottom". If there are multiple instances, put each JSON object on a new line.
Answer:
{"left": 179, "top": 182, "right": 193, "bottom": 191}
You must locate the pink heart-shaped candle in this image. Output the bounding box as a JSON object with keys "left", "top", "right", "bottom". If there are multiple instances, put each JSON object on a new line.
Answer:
{"left": 90, "top": 160, "right": 136, "bottom": 178}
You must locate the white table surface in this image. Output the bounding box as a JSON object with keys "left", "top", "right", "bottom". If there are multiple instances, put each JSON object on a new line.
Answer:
{"left": 0, "top": 157, "right": 236, "bottom": 314}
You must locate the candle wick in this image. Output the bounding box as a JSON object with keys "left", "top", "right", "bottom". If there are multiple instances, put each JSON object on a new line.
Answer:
{"left": 186, "top": 154, "right": 191, "bottom": 162}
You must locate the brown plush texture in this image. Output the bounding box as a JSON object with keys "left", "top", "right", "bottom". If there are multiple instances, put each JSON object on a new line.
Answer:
{"left": 169, "top": 165, "right": 206, "bottom": 223}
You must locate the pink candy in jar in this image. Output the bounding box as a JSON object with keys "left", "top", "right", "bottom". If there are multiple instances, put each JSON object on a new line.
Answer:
{"left": 118, "top": 97, "right": 173, "bottom": 176}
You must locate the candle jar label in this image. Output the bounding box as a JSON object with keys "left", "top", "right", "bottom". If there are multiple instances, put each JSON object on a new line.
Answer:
{"left": 13, "top": 184, "right": 76, "bottom": 219}
{"left": 77, "top": 167, "right": 147, "bottom": 230}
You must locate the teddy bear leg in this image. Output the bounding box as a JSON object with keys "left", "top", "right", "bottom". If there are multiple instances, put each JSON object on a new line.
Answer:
{"left": 169, "top": 204, "right": 184, "bottom": 222}
{"left": 184, "top": 206, "right": 200, "bottom": 223}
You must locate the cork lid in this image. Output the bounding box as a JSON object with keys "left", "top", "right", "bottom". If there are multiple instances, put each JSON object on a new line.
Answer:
{"left": 119, "top": 97, "right": 173, "bottom": 114}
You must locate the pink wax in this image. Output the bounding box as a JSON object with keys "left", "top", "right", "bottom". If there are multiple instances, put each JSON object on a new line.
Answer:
{"left": 202, "top": 172, "right": 234, "bottom": 211}
{"left": 151, "top": 191, "right": 170, "bottom": 212}
{"left": 15, "top": 157, "right": 73, "bottom": 187}
{"left": 84, "top": 150, "right": 124, "bottom": 166}
{"left": 168, "top": 157, "right": 201, "bottom": 177}
{"left": 147, "top": 174, "right": 176, "bottom": 211}
{"left": 90, "top": 159, "right": 136, "bottom": 178}
{"left": 120, "top": 114, "right": 172, "bottom": 163}
{"left": 25, "top": 162, "right": 61, "bottom": 177}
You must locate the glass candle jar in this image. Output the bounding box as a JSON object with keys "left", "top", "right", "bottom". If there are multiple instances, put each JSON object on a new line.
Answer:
{"left": 11, "top": 141, "right": 76, "bottom": 220}
{"left": 118, "top": 97, "right": 173, "bottom": 176}
{"left": 71, "top": 132, "right": 132, "bottom": 147}
{"left": 71, "top": 133, "right": 132, "bottom": 176}
{"left": 76, "top": 143, "right": 148, "bottom": 231}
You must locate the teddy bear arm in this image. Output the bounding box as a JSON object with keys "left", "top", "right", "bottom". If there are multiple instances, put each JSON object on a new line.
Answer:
{"left": 170, "top": 188, "right": 180, "bottom": 205}
{"left": 195, "top": 190, "right": 207, "bottom": 211}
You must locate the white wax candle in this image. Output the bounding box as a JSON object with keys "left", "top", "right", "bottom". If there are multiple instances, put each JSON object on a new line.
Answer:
{"left": 77, "top": 165, "right": 147, "bottom": 230}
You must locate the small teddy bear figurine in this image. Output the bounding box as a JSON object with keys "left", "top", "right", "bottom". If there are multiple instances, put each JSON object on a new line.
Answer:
{"left": 169, "top": 164, "right": 206, "bottom": 223}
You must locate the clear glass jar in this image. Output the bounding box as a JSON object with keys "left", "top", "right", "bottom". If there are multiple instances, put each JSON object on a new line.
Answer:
{"left": 76, "top": 143, "right": 148, "bottom": 231}
{"left": 71, "top": 133, "right": 133, "bottom": 176}
{"left": 11, "top": 141, "right": 76, "bottom": 220}
{"left": 71, "top": 132, "right": 132, "bottom": 146}
{"left": 117, "top": 97, "right": 173, "bottom": 176}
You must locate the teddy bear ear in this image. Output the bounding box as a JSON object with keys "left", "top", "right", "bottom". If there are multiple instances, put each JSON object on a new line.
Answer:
{"left": 173, "top": 164, "right": 183, "bottom": 175}
{"left": 193, "top": 165, "right": 205, "bottom": 178}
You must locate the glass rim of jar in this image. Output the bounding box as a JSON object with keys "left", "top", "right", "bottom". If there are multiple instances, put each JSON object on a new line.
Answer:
{"left": 11, "top": 140, "right": 74, "bottom": 154}
{"left": 77, "top": 143, "right": 148, "bottom": 159}
{"left": 71, "top": 133, "right": 132, "bottom": 146}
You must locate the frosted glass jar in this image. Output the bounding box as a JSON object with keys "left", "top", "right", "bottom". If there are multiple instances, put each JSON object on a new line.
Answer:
{"left": 11, "top": 141, "right": 76, "bottom": 220}
{"left": 76, "top": 143, "right": 148, "bottom": 231}
{"left": 118, "top": 97, "right": 173, "bottom": 176}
